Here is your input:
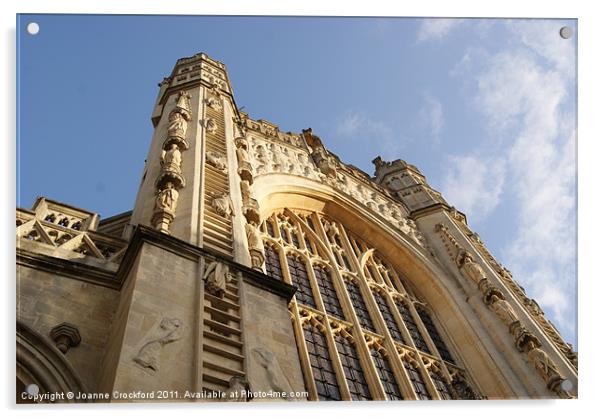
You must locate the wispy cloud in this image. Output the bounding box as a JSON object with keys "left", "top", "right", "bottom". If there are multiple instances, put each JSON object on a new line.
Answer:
{"left": 462, "top": 21, "right": 577, "bottom": 340}
{"left": 416, "top": 18, "right": 463, "bottom": 42}
{"left": 442, "top": 155, "right": 506, "bottom": 222}
{"left": 418, "top": 91, "right": 445, "bottom": 141}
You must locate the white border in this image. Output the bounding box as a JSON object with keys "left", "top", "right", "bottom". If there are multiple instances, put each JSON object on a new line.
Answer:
{"left": 3, "top": 1, "right": 600, "bottom": 417}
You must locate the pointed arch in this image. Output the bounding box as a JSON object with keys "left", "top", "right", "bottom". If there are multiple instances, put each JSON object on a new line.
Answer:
{"left": 16, "top": 321, "right": 89, "bottom": 403}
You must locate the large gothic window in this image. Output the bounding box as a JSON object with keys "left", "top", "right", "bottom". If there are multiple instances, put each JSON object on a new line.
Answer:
{"left": 262, "top": 210, "right": 475, "bottom": 401}
{"left": 303, "top": 323, "right": 341, "bottom": 401}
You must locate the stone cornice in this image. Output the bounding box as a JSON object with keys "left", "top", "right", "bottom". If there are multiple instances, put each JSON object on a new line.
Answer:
{"left": 16, "top": 248, "right": 121, "bottom": 290}
{"left": 117, "top": 225, "right": 297, "bottom": 301}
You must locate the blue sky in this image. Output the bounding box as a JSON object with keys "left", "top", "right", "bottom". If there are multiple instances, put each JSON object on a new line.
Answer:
{"left": 16, "top": 15, "right": 577, "bottom": 346}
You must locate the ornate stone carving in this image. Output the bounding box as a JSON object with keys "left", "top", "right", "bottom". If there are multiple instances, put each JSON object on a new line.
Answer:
{"left": 252, "top": 347, "right": 294, "bottom": 399}
{"left": 523, "top": 340, "right": 569, "bottom": 397}
{"left": 49, "top": 323, "right": 81, "bottom": 354}
{"left": 490, "top": 294, "right": 519, "bottom": 328}
{"left": 210, "top": 192, "right": 234, "bottom": 218}
{"left": 302, "top": 128, "right": 336, "bottom": 178}
{"left": 435, "top": 222, "right": 573, "bottom": 398}
{"left": 133, "top": 317, "right": 182, "bottom": 373}
{"left": 246, "top": 222, "right": 265, "bottom": 271}
{"left": 205, "top": 150, "right": 227, "bottom": 172}
{"left": 203, "top": 260, "right": 233, "bottom": 297}
{"left": 204, "top": 118, "right": 218, "bottom": 134}
{"left": 456, "top": 250, "right": 487, "bottom": 286}
{"left": 167, "top": 111, "right": 187, "bottom": 139}
{"left": 175, "top": 90, "right": 192, "bottom": 117}
{"left": 451, "top": 373, "right": 481, "bottom": 400}
{"left": 161, "top": 143, "right": 182, "bottom": 174}
{"left": 155, "top": 182, "right": 179, "bottom": 213}
{"left": 205, "top": 96, "right": 222, "bottom": 110}
{"left": 222, "top": 375, "right": 250, "bottom": 402}
{"left": 240, "top": 180, "right": 260, "bottom": 224}
{"left": 235, "top": 137, "right": 253, "bottom": 184}
{"left": 152, "top": 182, "right": 179, "bottom": 233}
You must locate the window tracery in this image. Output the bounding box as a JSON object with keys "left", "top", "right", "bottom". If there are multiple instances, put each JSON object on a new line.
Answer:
{"left": 261, "top": 209, "right": 476, "bottom": 401}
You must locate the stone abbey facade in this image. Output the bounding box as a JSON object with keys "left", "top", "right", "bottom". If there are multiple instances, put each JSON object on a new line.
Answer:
{"left": 16, "top": 52, "right": 578, "bottom": 402}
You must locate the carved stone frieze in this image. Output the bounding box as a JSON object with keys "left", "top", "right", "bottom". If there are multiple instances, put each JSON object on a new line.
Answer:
{"left": 204, "top": 118, "right": 218, "bottom": 134}
{"left": 133, "top": 317, "right": 183, "bottom": 373}
{"left": 435, "top": 222, "right": 573, "bottom": 398}
{"left": 205, "top": 96, "right": 222, "bottom": 111}
{"left": 205, "top": 150, "right": 227, "bottom": 172}
{"left": 210, "top": 192, "right": 234, "bottom": 218}
{"left": 252, "top": 348, "right": 294, "bottom": 399}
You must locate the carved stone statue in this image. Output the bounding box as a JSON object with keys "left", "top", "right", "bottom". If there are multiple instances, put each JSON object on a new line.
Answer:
{"left": 133, "top": 317, "right": 182, "bottom": 373}
{"left": 246, "top": 222, "right": 265, "bottom": 271}
{"left": 406, "top": 219, "right": 427, "bottom": 248}
{"left": 161, "top": 144, "right": 182, "bottom": 173}
{"left": 236, "top": 141, "right": 250, "bottom": 165}
{"left": 211, "top": 192, "right": 234, "bottom": 218}
{"left": 252, "top": 347, "right": 294, "bottom": 400}
{"left": 255, "top": 144, "right": 268, "bottom": 164}
{"left": 490, "top": 295, "right": 519, "bottom": 327}
{"left": 175, "top": 90, "right": 191, "bottom": 113}
{"left": 270, "top": 143, "right": 284, "bottom": 170}
{"left": 222, "top": 375, "right": 250, "bottom": 402}
{"left": 311, "top": 146, "right": 336, "bottom": 177}
{"left": 525, "top": 340, "right": 562, "bottom": 386}
{"left": 203, "top": 261, "right": 233, "bottom": 297}
{"left": 206, "top": 151, "right": 227, "bottom": 172}
{"left": 457, "top": 251, "right": 487, "bottom": 285}
{"left": 155, "top": 182, "right": 179, "bottom": 213}
{"left": 168, "top": 112, "right": 187, "bottom": 137}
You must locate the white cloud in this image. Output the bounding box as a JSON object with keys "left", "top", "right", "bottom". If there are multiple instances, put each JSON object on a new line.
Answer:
{"left": 419, "top": 92, "right": 445, "bottom": 141}
{"left": 464, "top": 21, "right": 577, "bottom": 341}
{"left": 442, "top": 155, "right": 506, "bottom": 222}
{"left": 416, "top": 18, "right": 463, "bottom": 42}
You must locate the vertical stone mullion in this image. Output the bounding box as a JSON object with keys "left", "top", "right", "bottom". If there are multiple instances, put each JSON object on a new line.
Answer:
{"left": 321, "top": 317, "right": 352, "bottom": 400}
{"left": 291, "top": 309, "right": 318, "bottom": 400}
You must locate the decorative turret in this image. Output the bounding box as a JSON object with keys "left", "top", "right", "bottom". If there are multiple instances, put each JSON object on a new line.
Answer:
{"left": 372, "top": 156, "right": 447, "bottom": 214}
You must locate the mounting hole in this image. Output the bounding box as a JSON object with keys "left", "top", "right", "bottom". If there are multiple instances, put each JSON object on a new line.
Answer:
{"left": 560, "top": 379, "right": 573, "bottom": 391}
{"left": 559, "top": 26, "right": 572, "bottom": 39}
{"left": 26, "top": 383, "right": 39, "bottom": 396}
{"left": 26, "top": 22, "right": 40, "bottom": 35}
